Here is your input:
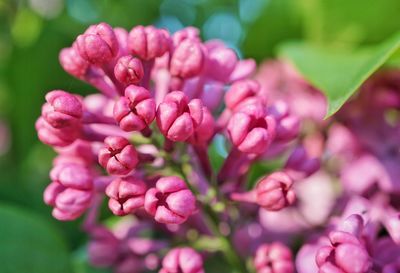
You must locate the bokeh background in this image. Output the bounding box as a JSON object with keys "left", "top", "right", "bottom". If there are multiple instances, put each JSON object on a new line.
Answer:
{"left": 0, "top": 0, "right": 399, "bottom": 272}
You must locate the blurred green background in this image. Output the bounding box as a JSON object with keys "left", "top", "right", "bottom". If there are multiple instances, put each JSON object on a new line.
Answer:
{"left": 0, "top": 0, "right": 399, "bottom": 272}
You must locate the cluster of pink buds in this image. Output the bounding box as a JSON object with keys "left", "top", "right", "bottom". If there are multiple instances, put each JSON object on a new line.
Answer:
{"left": 35, "top": 21, "right": 400, "bottom": 273}
{"left": 255, "top": 60, "right": 400, "bottom": 273}
{"left": 36, "top": 23, "right": 326, "bottom": 273}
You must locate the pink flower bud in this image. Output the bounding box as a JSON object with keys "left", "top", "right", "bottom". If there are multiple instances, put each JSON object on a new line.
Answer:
{"left": 50, "top": 163, "right": 93, "bottom": 190}
{"left": 160, "top": 247, "right": 204, "bottom": 273}
{"left": 105, "top": 176, "right": 146, "bottom": 216}
{"left": 256, "top": 172, "right": 295, "bottom": 211}
{"left": 229, "top": 59, "right": 256, "bottom": 82}
{"left": 44, "top": 163, "right": 93, "bottom": 221}
{"left": 225, "top": 79, "right": 260, "bottom": 110}
{"left": 254, "top": 242, "right": 295, "bottom": 273}
{"left": 43, "top": 181, "right": 65, "bottom": 206}
{"left": 114, "top": 27, "right": 129, "bottom": 56}
{"left": 59, "top": 47, "right": 89, "bottom": 78}
{"left": 156, "top": 91, "right": 204, "bottom": 142}
{"left": 144, "top": 176, "right": 196, "bottom": 224}
{"left": 36, "top": 117, "right": 80, "bottom": 147}
{"left": 172, "top": 27, "right": 201, "bottom": 46}
{"left": 316, "top": 214, "right": 372, "bottom": 273}
{"left": 205, "top": 44, "right": 238, "bottom": 82}
{"left": 170, "top": 39, "right": 204, "bottom": 79}
{"left": 268, "top": 101, "right": 300, "bottom": 142}
{"left": 114, "top": 55, "right": 144, "bottom": 84}
{"left": 114, "top": 85, "right": 156, "bottom": 131}
{"left": 54, "top": 140, "right": 95, "bottom": 165}
{"left": 42, "top": 90, "right": 83, "bottom": 128}
{"left": 227, "top": 102, "right": 276, "bottom": 154}
{"left": 189, "top": 107, "right": 215, "bottom": 146}
{"left": 75, "top": 22, "right": 119, "bottom": 64}
{"left": 128, "top": 26, "right": 170, "bottom": 61}
{"left": 52, "top": 188, "right": 93, "bottom": 221}
{"left": 98, "top": 136, "right": 138, "bottom": 175}
{"left": 285, "top": 146, "right": 320, "bottom": 179}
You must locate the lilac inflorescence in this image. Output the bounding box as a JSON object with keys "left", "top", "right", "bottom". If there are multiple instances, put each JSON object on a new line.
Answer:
{"left": 36, "top": 22, "right": 400, "bottom": 273}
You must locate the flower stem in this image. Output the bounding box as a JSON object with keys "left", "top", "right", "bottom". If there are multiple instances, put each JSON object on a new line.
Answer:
{"left": 172, "top": 157, "right": 247, "bottom": 273}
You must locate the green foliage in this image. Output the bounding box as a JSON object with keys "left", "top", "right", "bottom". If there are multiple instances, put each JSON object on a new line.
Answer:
{"left": 246, "top": 159, "right": 283, "bottom": 190}
{"left": 279, "top": 32, "right": 400, "bottom": 117}
{"left": 0, "top": 203, "right": 71, "bottom": 273}
{"left": 299, "top": 0, "right": 400, "bottom": 46}
{"left": 242, "top": 0, "right": 302, "bottom": 60}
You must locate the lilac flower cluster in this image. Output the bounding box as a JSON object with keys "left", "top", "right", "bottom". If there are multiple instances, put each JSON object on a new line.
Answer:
{"left": 255, "top": 61, "right": 400, "bottom": 273}
{"left": 36, "top": 22, "right": 399, "bottom": 273}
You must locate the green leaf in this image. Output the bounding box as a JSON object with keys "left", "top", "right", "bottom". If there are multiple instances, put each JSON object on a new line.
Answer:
{"left": 0, "top": 203, "right": 71, "bottom": 273}
{"left": 299, "top": 0, "right": 400, "bottom": 46}
{"left": 246, "top": 159, "right": 284, "bottom": 190}
{"left": 279, "top": 32, "right": 400, "bottom": 117}
{"left": 208, "top": 136, "right": 227, "bottom": 174}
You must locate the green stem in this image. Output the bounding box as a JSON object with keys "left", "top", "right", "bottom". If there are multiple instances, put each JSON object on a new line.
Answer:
{"left": 202, "top": 203, "right": 247, "bottom": 273}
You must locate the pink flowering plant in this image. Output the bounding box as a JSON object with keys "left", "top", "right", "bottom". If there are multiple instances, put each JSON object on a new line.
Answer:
{"left": 35, "top": 21, "right": 400, "bottom": 273}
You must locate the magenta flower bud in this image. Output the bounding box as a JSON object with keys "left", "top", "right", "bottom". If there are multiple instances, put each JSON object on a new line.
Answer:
{"left": 52, "top": 188, "right": 93, "bottom": 221}
{"left": 44, "top": 163, "right": 93, "bottom": 221}
{"left": 160, "top": 247, "right": 204, "bottom": 273}
{"left": 285, "top": 146, "right": 320, "bottom": 178}
{"left": 43, "top": 181, "right": 65, "bottom": 206}
{"left": 42, "top": 90, "right": 83, "bottom": 128}
{"left": 256, "top": 172, "right": 295, "bottom": 211}
{"left": 98, "top": 136, "right": 138, "bottom": 175}
{"left": 114, "top": 55, "right": 144, "bottom": 84}
{"left": 54, "top": 140, "right": 95, "bottom": 165}
{"left": 156, "top": 91, "right": 204, "bottom": 142}
{"left": 114, "top": 85, "right": 156, "bottom": 131}
{"left": 337, "top": 214, "right": 364, "bottom": 236}
{"left": 170, "top": 39, "right": 204, "bottom": 79}
{"left": 105, "top": 176, "right": 146, "bottom": 216}
{"left": 114, "top": 27, "right": 129, "bottom": 56}
{"left": 172, "top": 27, "right": 201, "bottom": 46}
{"left": 128, "top": 26, "right": 170, "bottom": 60}
{"left": 36, "top": 117, "right": 80, "bottom": 147}
{"left": 316, "top": 214, "right": 372, "bottom": 273}
{"left": 50, "top": 163, "right": 93, "bottom": 190}
{"left": 268, "top": 101, "right": 300, "bottom": 142}
{"left": 59, "top": 47, "right": 89, "bottom": 78}
{"left": 75, "top": 22, "right": 119, "bottom": 64}
{"left": 229, "top": 59, "right": 256, "bottom": 82}
{"left": 225, "top": 79, "right": 260, "bottom": 110}
{"left": 227, "top": 102, "right": 276, "bottom": 154}
{"left": 189, "top": 107, "right": 215, "bottom": 146}
{"left": 205, "top": 45, "right": 238, "bottom": 82}
{"left": 254, "top": 242, "right": 295, "bottom": 273}
{"left": 144, "top": 176, "right": 196, "bottom": 224}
